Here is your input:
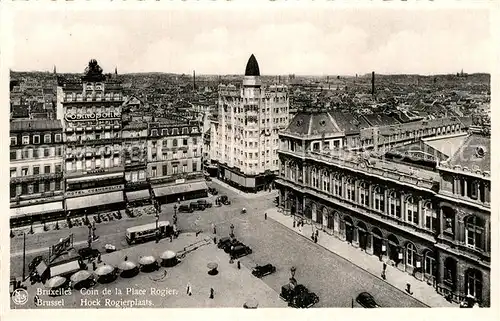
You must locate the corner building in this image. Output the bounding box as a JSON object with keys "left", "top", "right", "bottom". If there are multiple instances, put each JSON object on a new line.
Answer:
{"left": 212, "top": 54, "right": 289, "bottom": 192}
{"left": 9, "top": 120, "right": 65, "bottom": 226}
{"left": 275, "top": 111, "right": 490, "bottom": 306}
{"left": 56, "top": 60, "right": 125, "bottom": 215}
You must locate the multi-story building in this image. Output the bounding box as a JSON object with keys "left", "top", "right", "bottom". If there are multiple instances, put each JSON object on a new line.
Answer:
{"left": 56, "top": 60, "right": 125, "bottom": 216}
{"left": 122, "top": 120, "right": 150, "bottom": 205}
{"left": 147, "top": 116, "right": 207, "bottom": 204}
{"left": 275, "top": 111, "right": 490, "bottom": 306}
{"left": 9, "top": 119, "right": 65, "bottom": 227}
{"left": 211, "top": 54, "right": 289, "bottom": 192}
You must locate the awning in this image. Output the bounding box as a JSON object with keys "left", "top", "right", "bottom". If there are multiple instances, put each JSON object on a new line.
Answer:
{"left": 66, "top": 191, "right": 124, "bottom": 210}
{"left": 50, "top": 261, "right": 81, "bottom": 277}
{"left": 10, "top": 201, "right": 63, "bottom": 218}
{"left": 67, "top": 172, "right": 123, "bottom": 184}
{"left": 154, "top": 181, "right": 207, "bottom": 198}
{"left": 126, "top": 190, "right": 150, "bottom": 202}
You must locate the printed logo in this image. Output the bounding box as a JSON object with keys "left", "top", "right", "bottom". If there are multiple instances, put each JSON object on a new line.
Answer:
{"left": 12, "top": 288, "right": 28, "bottom": 306}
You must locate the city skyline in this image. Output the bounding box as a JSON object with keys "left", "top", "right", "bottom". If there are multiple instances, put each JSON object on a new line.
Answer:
{"left": 7, "top": 7, "right": 492, "bottom": 75}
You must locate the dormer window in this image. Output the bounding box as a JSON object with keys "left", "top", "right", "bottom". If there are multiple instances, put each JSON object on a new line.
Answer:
{"left": 476, "top": 146, "right": 486, "bottom": 158}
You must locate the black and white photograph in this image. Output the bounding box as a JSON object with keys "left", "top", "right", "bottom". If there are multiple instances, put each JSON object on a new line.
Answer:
{"left": 1, "top": 0, "right": 497, "bottom": 315}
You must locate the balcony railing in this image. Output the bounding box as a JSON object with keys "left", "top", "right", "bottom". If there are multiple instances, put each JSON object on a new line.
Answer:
{"left": 11, "top": 172, "right": 63, "bottom": 184}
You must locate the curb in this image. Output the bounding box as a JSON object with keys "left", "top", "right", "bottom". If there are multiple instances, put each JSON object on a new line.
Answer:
{"left": 266, "top": 213, "right": 433, "bottom": 308}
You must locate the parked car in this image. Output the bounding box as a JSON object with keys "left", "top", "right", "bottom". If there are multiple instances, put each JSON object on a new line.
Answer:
{"left": 178, "top": 205, "right": 194, "bottom": 213}
{"left": 217, "top": 237, "right": 232, "bottom": 249}
{"left": 28, "top": 256, "right": 44, "bottom": 272}
{"left": 197, "top": 199, "right": 212, "bottom": 209}
{"left": 208, "top": 187, "right": 218, "bottom": 195}
{"left": 356, "top": 292, "right": 380, "bottom": 308}
{"left": 252, "top": 264, "right": 276, "bottom": 278}
{"left": 280, "top": 284, "right": 319, "bottom": 308}
{"left": 189, "top": 202, "right": 204, "bottom": 211}
{"left": 230, "top": 244, "right": 252, "bottom": 259}
{"left": 78, "top": 248, "right": 100, "bottom": 260}
{"left": 223, "top": 239, "right": 244, "bottom": 253}
{"left": 220, "top": 195, "right": 231, "bottom": 205}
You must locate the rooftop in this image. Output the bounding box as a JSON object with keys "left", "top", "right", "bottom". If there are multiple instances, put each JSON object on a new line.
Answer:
{"left": 244, "top": 54, "right": 260, "bottom": 77}
{"left": 446, "top": 133, "right": 490, "bottom": 173}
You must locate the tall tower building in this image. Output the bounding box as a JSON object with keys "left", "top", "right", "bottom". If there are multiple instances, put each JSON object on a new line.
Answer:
{"left": 211, "top": 54, "right": 289, "bottom": 192}
{"left": 56, "top": 59, "right": 125, "bottom": 216}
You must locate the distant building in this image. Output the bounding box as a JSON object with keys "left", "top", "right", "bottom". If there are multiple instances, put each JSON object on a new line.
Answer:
{"left": 56, "top": 59, "right": 125, "bottom": 216}
{"left": 211, "top": 54, "right": 289, "bottom": 192}
{"left": 10, "top": 119, "right": 65, "bottom": 227}
{"left": 147, "top": 117, "right": 207, "bottom": 204}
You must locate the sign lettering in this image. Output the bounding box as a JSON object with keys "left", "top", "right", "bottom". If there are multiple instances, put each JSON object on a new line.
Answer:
{"left": 65, "top": 111, "right": 121, "bottom": 122}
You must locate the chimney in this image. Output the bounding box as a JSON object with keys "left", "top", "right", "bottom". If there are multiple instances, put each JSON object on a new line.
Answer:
{"left": 371, "top": 71, "right": 375, "bottom": 96}
{"left": 193, "top": 70, "right": 196, "bottom": 90}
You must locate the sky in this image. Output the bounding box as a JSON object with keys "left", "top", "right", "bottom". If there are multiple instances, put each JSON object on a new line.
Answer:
{"left": 7, "top": 6, "right": 493, "bottom": 76}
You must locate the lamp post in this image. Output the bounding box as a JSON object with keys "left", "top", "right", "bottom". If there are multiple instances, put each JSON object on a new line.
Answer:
{"left": 290, "top": 266, "right": 297, "bottom": 284}
{"left": 230, "top": 223, "right": 235, "bottom": 238}
{"left": 173, "top": 204, "right": 178, "bottom": 225}
{"left": 155, "top": 213, "right": 160, "bottom": 243}
{"left": 87, "top": 225, "right": 92, "bottom": 248}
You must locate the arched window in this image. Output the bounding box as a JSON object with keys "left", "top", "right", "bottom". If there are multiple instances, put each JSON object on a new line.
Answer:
{"left": 465, "top": 216, "right": 484, "bottom": 250}
{"left": 373, "top": 186, "right": 385, "bottom": 212}
{"left": 424, "top": 250, "right": 436, "bottom": 276}
{"left": 389, "top": 191, "right": 401, "bottom": 218}
{"left": 406, "top": 196, "right": 418, "bottom": 225}
{"left": 423, "top": 202, "right": 437, "bottom": 232}
{"left": 406, "top": 243, "right": 417, "bottom": 267}
{"left": 322, "top": 170, "right": 330, "bottom": 192}
{"left": 465, "top": 269, "right": 483, "bottom": 301}
{"left": 359, "top": 182, "right": 369, "bottom": 207}
{"left": 346, "top": 178, "right": 355, "bottom": 202}
{"left": 311, "top": 168, "right": 317, "bottom": 188}
{"left": 444, "top": 257, "right": 457, "bottom": 289}
{"left": 333, "top": 174, "right": 342, "bottom": 197}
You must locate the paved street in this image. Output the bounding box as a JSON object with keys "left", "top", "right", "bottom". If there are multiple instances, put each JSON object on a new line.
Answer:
{"left": 12, "top": 232, "right": 285, "bottom": 309}
{"left": 11, "top": 180, "right": 429, "bottom": 308}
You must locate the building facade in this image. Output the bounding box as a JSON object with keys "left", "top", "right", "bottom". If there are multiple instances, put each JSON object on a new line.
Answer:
{"left": 275, "top": 111, "right": 490, "bottom": 306}
{"left": 211, "top": 54, "right": 289, "bottom": 192}
{"left": 56, "top": 60, "right": 125, "bottom": 215}
{"left": 147, "top": 116, "right": 207, "bottom": 204}
{"left": 10, "top": 120, "right": 65, "bottom": 226}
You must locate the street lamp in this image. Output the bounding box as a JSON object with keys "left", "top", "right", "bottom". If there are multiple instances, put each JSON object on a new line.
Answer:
{"left": 173, "top": 204, "right": 178, "bottom": 225}
{"left": 87, "top": 225, "right": 92, "bottom": 248}
{"left": 155, "top": 213, "right": 160, "bottom": 243}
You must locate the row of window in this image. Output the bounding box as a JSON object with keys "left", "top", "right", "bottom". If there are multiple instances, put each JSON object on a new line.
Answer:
{"left": 151, "top": 137, "right": 198, "bottom": 148}
{"left": 10, "top": 180, "right": 63, "bottom": 197}
{"left": 125, "top": 170, "right": 147, "bottom": 182}
{"left": 150, "top": 162, "right": 198, "bottom": 177}
{"left": 11, "top": 164, "right": 62, "bottom": 177}
{"left": 65, "top": 157, "right": 121, "bottom": 172}
{"left": 66, "top": 132, "right": 120, "bottom": 142}
{"left": 10, "top": 147, "right": 63, "bottom": 160}
{"left": 150, "top": 149, "right": 199, "bottom": 161}
{"left": 149, "top": 127, "right": 199, "bottom": 136}
{"left": 65, "top": 106, "right": 121, "bottom": 114}
{"left": 10, "top": 134, "right": 62, "bottom": 146}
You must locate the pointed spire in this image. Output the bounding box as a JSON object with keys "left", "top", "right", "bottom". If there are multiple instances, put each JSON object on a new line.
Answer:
{"left": 245, "top": 54, "right": 260, "bottom": 76}
{"left": 53, "top": 65, "right": 57, "bottom": 74}
{"left": 115, "top": 66, "right": 118, "bottom": 75}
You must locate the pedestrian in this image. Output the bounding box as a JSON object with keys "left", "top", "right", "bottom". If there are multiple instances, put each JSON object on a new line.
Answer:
{"left": 97, "top": 254, "right": 102, "bottom": 263}
{"left": 382, "top": 262, "right": 387, "bottom": 271}
{"left": 293, "top": 220, "right": 296, "bottom": 228}
{"left": 209, "top": 288, "right": 214, "bottom": 299}
{"left": 124, "top": 255, "right": 128, "bottom": 261}
{"left": 237, "top": 261, "right": 241, "bottom": 269}
{"left": 314, "top": 235, "right": 318, "bottom": 243}
{"left": 213, "top": 237, "right": 217, "bottom": 244}
{"left": 315, "top": 230, "right": 319, "bottom": 237}
{"left": 92, "top": 262, "right": 96, "bottom": 270}
{"left": 186, "top": 283, "right": 192, "bottom": 296}
{"left": 264, "top": 212, "right": 267, "bottom": 220}
{"left": 170, "top": 235, "right": 173, "bottom": 242}
{"left": 381, "top": 270, "right": 386, "bottom": 280}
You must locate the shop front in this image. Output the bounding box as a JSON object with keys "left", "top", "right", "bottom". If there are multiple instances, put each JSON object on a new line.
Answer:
{"left": 65, "top": 191, "right": 125, "bottom": 216}
{"left": 10, "top": 201, "right": 65, "bottom": 227}
{"left": 153, "top": 181, "right": 208, "bottom": 204}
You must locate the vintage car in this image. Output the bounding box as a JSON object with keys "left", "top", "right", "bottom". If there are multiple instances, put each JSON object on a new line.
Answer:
{"left": 230, "top": 244, "right": 252, "bottom": 259}
{"left": 219, "top": 195, "right": 231, "bottom": 205}
{"left": 223, "top": 239, "right": 244, "bottom": 253}
{"left": 178, "top": 204, "right": 194, "bottom": 213}
{"left": 77, "top": 248, "right": 100, "bottom": 260}
{"left": 217, "top": 237, "right": 232, "bottom": 249}
{"left": 356, "top": 292, "right": 380, "bottom": 308}
{"left": 197, "top": 199, "right": 213, "bottom": 209}
{"left": 280, "top": 284, "right": 319, "bottom": 308}
{"left": 251, "top": 264, "right": 276, "bottom": 278}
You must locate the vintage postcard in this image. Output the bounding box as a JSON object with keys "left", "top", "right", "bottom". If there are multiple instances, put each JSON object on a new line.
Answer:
{"left": 0, "top": 0, "right": 497, "bottom": 320}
